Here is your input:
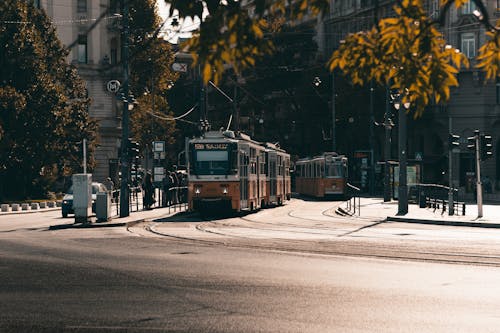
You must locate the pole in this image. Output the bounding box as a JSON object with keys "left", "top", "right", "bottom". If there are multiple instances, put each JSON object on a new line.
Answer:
{"left": 151, "top": 58, "right": 155, "bottom": 174}
{"left": 369, "top": 81, "right": 375, "bottom": 195}
{"left": 331, "top": 72, "right": 336, "bottom": 152}
{"left": 233, "top": 83, "right": 239, "bottom": 132}
{"left": 199, "top": 65, "right": 205, "bottom": 132}
{"left": 397, "top": 104, "right": 408, "bottom": 215}
{"left": 83, "top": 138, "right": 87, "bottom": 174}
{"left": 475, "top": 130, "right": 483, "bottom": 218}
{"left": 119, "top": 0, "right": 130, "bottom": 217}
{"left": 383, "top": 87, "right": 391, "bottom": 202}
{"left": 448, "top": 118, "right": 454, "bottom": 215}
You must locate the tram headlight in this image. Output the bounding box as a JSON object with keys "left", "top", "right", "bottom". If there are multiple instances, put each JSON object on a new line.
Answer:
{"left": 195, "top": 186, "right": 201, "bottom": 195}
{"left": 222, "top": 186, "right": 228, "bottom": 195}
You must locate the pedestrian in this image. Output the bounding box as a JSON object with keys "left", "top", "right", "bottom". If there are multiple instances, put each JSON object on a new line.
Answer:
{"left": 162, "top": 172, "right": 173, "bottom": 207}
{"left": 179, "top": 172, "right": 188, "bottom": 203}
{"left": 104, "top": 177, "right": 114, "bottom": 192}
{"left": 171, "top": 170, "right": 179, "bottom": 204}
{"left": 484, "top": 176, "right": 492, "bottom": 194}
{"left": 142, "top": 173, "right": 155, "bottom": 210}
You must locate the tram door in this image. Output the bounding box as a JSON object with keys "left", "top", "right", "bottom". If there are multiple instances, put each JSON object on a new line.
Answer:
{"left": 239, "top": 148, "right": 249, "bottom": 209}
{"left": 269, "top": 153, "right": 277, "bottom": 200}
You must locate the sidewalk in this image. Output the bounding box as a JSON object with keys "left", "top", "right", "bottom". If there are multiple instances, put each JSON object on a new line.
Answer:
{"left": 0, "top": 199, "right": 187, "bottom": 228}
{"left": 344, "top": 197, "right": 500, "bottom": 228}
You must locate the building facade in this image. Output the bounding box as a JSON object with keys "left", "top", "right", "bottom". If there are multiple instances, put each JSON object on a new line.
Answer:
{"left": 322, "top": 0, "right": 500, "bottom": 195}
{"left": 35, "top": 0, "right": 122, "bottom": 183}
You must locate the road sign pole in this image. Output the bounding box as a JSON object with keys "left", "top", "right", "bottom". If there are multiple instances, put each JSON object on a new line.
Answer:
{"left": 448, "top": 118, "right": 454, "bottom": 215}
{"left": 475, "top": 131, "right": 483, "bottom": 218}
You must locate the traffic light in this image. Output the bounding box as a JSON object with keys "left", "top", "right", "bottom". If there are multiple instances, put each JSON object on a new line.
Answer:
{"left": 467, "top": 135, "right": 476, "bottom": 151}
{"left": 128, "top": 139, "right": 140, "bottom": 170}
{"left": 480, "top": 134, "right": 493, "bottom": 160}
{"left": 448, "top": 134, "right": 460, "bottom": 150}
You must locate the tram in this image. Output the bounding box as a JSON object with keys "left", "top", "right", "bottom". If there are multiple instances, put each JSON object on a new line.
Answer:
{"left": 187, "top": 130, "right": 291, "bottom": 214}
{"left": 263, "top": 142, "right": 291, "bottom": 206}
{"left": 294, "top": 152, "right": 348, "bottom": 198}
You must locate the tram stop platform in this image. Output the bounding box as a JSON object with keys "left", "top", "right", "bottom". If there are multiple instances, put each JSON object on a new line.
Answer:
{"left": 342, "top": 197, "right": 500, "bottom": 229}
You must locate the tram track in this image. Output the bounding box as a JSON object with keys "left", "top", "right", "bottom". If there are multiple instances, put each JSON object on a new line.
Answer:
{"left": 132, "top": 204, "right": 500, "bottom": 268}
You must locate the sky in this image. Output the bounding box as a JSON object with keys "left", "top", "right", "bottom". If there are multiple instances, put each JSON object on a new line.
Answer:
{"left": 156, "top": 1, "right": 198, "bottom": 43}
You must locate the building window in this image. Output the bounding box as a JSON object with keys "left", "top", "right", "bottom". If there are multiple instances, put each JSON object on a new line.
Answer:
{"left": 34, "top": 0, "right": 41, "bottom": 8}
{"left": 77, "top": 35, "right": 87, "bottom": 63}
{"left": 77, "top": 0, "right": 87, "bottom": 13}
{"left": 110, "top": 38, "right": 118, "bottom": 65}
{"left": 461, "top": 33, "right": 476, "bottom": 58}
{"left": 461, "top": 0, "right": 475, "bottom": 15}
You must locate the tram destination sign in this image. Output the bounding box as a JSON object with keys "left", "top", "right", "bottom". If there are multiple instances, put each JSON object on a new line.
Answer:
{"left": 194, "top": 143, "right": 228, "bottom": 150}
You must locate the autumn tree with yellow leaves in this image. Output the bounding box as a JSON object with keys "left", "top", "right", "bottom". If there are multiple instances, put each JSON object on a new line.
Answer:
{"left": 164, "top": 0, "right": 500, "bottom": 116}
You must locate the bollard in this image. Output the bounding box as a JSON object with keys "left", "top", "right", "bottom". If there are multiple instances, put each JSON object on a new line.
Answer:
{"left": 31, "top": 203, "right": 40, "bottom": 210}
{"left": 11, "top": 203, "right": 20, "bottom": 211}
{"left": 39, "top": 202, "right": 47, "bottom": 209}
{"left": 1, "top": 204, "right": 10, "bottom": 212}
{"left": 47, "top": 201, "right": 56, "bottom": 208}
{"left": 21, "top": 203, "right": 30, "bottom": 210}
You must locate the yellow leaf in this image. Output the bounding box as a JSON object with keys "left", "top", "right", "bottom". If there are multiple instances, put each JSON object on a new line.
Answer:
{"left": 202, "top": 63, "right": 212, "bottom": 84}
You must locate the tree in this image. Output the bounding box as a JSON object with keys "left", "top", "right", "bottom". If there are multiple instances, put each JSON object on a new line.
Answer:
{"left": 241, "top": 22, "right": 328, "bottom": 156}
{"left": 128, "top": 0, "right": 179, "bottom": 167}
{"left": 0, "top": 0, "right": 97, "bottom": 200}
{"left": 163, "top": 0, "right": 500, "bottom": 116}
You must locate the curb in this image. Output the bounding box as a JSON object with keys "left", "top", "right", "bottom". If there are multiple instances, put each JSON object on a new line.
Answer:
{"left": 0, "top": 207, "right": 61, "bottom": 216}
{"left": 386, "top": 216, "right": 500, "bottom": 229}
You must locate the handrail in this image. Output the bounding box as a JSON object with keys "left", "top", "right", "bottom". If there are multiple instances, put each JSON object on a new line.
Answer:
{"left": 346, "top": 182, "right": 361, "bottom": 216}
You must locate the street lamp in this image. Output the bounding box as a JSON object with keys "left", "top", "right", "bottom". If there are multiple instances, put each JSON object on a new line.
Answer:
{"left": 119, "top": 0, "right": 130, "bottom": 218}
{"left": 391, "top": 90, "right": 410, "bottom": 215}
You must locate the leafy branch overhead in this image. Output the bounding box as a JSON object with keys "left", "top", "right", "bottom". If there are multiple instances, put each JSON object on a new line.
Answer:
{"left": 328, "top": 0, "right": 469, "bottom": 116}
{"left": 165, "top": 0, "right": 500, "bottom": 115}
{"left": 166, "top": 0, "right": 329, "bottom": 84}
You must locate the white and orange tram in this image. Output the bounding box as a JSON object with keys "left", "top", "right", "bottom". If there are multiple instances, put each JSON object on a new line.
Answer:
{"left": 187, "top": 130, "right": 291, "bottom": 214}
{"left": 295, "top": 152, "right": 348, "bottom": 199}
{"left": 262, "top": 142, "right": 291, "bottom": 206}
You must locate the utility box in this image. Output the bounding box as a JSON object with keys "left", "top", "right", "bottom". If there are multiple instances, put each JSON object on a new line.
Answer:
{"left": 73, "top": 174, "right": 92, "bottom": 224}
{"left": 96, "top": 192, "right": 111, "bottom": 222}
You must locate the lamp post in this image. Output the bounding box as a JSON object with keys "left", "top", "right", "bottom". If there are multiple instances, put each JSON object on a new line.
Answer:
{"left": 391, "top": 91, "right": 410, "bottom": 215}
{"left": 383, "top": 87, "right": 393, "bottom": 202}
{"left": 119, "top": 0, "right": 130, "bottom": 218}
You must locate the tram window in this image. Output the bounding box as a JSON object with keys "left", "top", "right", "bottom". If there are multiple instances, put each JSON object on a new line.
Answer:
{"left": 230, "top": 150, "right": 238, "bottom": 174}
{"left": 326, "top": 163, "right": 344, "bottom": 177}
{"left": 260, "top": 152, "right": 266, "bottom": 175}
{"left": 194, "top": 150, "right": 229, "bottom": 175}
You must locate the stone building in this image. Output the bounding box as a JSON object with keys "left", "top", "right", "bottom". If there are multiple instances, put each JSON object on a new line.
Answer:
{"left": 35, "top": 0, "right": 122, "bottom": 182}
{"left": 321, "top": 0, "right": 500, "bottom": 195}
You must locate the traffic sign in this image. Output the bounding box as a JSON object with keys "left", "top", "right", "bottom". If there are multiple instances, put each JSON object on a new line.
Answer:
{"left": 172, "top": 62, "right": 188, "bottom": 72}
{"left": 107, "top": 80, "right": 121, "bottom": 93}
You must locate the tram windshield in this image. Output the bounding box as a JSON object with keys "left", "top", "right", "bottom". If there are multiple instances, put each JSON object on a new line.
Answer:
{"left": 325, "top": 162, "right": 345, "bottom": 178}
{"left": 193, "top": 150, "right": 229, "bottom": 175}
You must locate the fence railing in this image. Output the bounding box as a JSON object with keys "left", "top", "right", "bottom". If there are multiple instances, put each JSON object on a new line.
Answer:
{"left": 413, "top": 184, "right": 466, "bottom": 216}
{"left": 109, "top": 186, "right": 188, "bottom": 217}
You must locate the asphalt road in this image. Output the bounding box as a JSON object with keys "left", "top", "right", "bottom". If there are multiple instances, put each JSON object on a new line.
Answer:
{"left": 2, "top": 201, "right": 500, "bottom": 332}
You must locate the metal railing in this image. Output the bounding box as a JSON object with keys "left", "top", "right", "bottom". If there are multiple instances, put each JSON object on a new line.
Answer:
{"left": 109, "top": 186, "right": 188, "bottom": 217}
{"left": 346, "top": 183, "right": 361, "bottom": 216}
{"left": 414, "top": 184, "right": 466, "bottom": 216}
